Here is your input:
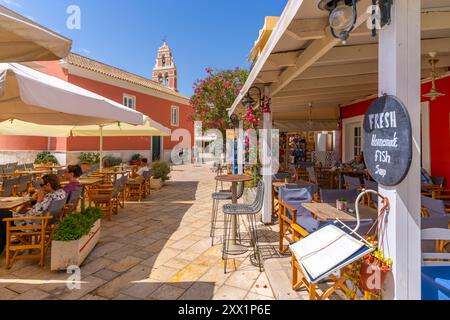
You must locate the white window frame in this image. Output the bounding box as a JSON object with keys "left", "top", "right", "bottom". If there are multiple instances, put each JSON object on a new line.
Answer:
{"left": 342, "top": 115, "right": 364, "bottom": 163}
{"left": 171, "top": 106, "right": 179, "bottom": 127}
{"left": 123, "top": 94, "right": 136, "bottom": 110}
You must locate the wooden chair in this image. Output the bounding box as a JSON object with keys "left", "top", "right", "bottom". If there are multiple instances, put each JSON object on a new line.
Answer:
{"left": 0, "top": 177, "right": 19, "bottom": 197}
{"left": 87, "top": 185, "right": 114, "bottom": 221}
{"left": 290, "top": 223, "right": 354, "bottom": 300}
{"left": 126, "top": 178, "right": 145, "bottom": 202}
{"left": 3, "top": 197, "right": 67, "bottom": 269}
{"left": 278, "top": 186, "right": 314, "bottom": 254}
{"left": 143, "top": 171, "right": 152, "bottom": 197}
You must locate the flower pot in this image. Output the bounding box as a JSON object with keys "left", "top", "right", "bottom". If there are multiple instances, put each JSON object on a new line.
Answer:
{"left": 50, "top": 220, "right": 101, "bottom": 271}
{"left": 150, "top": 178, "right": 163, "bottom": 190}
{"left": 359, "top": 261, "right": 389, "bottom": 293}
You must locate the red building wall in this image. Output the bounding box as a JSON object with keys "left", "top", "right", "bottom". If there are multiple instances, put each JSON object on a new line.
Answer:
{"left": 340, "top": 76, "right": 450, "bottom": 185}
{"left": 0, "top": 61, "right": 194, "bottom": 159}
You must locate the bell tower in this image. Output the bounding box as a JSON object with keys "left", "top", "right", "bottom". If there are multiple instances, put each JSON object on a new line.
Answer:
{"left": 152, "top": 40, "right": 178, "bottom": 91}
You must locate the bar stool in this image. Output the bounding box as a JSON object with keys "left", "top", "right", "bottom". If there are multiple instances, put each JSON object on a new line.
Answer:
{"left": 210, "top": 182, "right": 244, "bottom": 246}
{"left": 222, "top": 180, "right": 264, "bottom": 274}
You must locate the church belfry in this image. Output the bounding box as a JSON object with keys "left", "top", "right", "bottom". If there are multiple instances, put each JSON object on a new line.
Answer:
{"left": 152, "top": 40, "right": 177, "bottom": 91}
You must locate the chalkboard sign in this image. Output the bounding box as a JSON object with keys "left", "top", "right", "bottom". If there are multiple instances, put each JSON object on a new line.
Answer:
{"left": 363, "top": 95, "right": 412, "bottom": 186}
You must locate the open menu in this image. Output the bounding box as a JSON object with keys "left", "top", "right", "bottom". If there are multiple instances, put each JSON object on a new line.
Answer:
{"left": 290, "top": 223, "right": 374, "bottom": 283}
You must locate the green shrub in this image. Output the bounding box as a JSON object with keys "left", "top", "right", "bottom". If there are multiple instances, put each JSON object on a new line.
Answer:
{"left": 131, "top": 154, "right": 142, "bottom": 161}
{"left": 53, "top": 207, "right": 103, "bottom": 241}
{"left": 152, "top": 161, "right": 171, "bottom": 181}
{"left": 35, "top": 151, "right": 59, "bottom": 165}
{"left": 103, "top": 155, "right": 122, "bottom": 168}
{"left": 79, "top": 152, "right": 100, "bottom": 165}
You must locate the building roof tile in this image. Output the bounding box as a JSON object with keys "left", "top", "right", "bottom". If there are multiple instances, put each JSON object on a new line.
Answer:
{"left": 64, "top": 53, "right": 189, "bottom": 102}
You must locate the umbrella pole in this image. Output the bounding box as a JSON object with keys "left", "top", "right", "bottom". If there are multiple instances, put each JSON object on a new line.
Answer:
{"left": 100, "top": 125, "right": 104, "bottom": 171}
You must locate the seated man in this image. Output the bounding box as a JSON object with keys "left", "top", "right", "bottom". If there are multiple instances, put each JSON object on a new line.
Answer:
{"left": 346, "top": 154, "right": 366, "bottom": 171}
{"left": 0, "top": 174, "right": 66, "bottom": 254}
{"left": 63, "top": 165, "right": 83, "bottom": 200}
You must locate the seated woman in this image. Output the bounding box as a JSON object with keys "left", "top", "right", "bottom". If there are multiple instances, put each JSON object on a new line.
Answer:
{"left": 63, "top": 165, "right": 83, "bottom": 199}
{"left": 0, "top": 174, "right": 66, "bottom": 254}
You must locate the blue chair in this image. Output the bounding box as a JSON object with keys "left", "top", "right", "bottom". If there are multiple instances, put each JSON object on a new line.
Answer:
{"left": 320, "top": 189, "right": 359, "bottom": 204}
{"left": 278, "top": 186, "right": 318, "bottom": 253}
{"left": 344, "top": 175, "right": 363, "bottom": 190}
{"left": 421, "top": 228, "right": 450, "bottom": 300}
{"left": 320, "top": 188, "right": 375, "bottom": 236}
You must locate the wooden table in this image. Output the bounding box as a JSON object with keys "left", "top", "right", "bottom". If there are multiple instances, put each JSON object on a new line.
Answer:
{"left": 16, "top": 170, "right": 52, "bottom": 176}
{"left": 215, "top": 174, "right": 253, "bottom": 255}
{"left": 302, "top": 202, "right": 378, "bottom": 221}
{"left": 0, "top": 197, "right": 31, "bottom": 210}
{"left": 62, "top": 177, "right": 103, "bottom": 210}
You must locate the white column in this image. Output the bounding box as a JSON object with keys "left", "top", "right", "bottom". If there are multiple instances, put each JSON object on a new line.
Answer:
{"left": 378, "top": 0, "right": 421, "bottom": 300}
{"left": 261, "top": 86, "right": 273, "bottom": 224}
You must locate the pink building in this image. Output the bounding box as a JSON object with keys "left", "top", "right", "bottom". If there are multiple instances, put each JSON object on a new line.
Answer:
{"left": 0, "top": 42, "right": 194, "bottom": 165}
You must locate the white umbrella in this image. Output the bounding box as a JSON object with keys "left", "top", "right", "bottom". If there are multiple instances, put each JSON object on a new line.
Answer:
{"left": 0, "top": 117, "right": 171, "bottom": 169}
{"left": 0, "top": 5, "right": 72, "bottom": 62}
{"left": 0, "top": 63, "right": 144, "bottom": 125}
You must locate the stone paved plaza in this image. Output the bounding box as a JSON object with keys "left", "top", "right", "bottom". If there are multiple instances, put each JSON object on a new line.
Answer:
{"left": 0, "top": 164, "right": 285, "bottom": 300}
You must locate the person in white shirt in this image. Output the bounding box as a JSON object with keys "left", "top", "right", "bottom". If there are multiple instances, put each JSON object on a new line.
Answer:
{"left": 132, "top": 158, "right": 150, "bottom": 179}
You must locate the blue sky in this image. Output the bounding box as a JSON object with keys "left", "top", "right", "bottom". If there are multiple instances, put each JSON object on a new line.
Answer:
{"left": 2, "top": 0, "right": 287, "bottom": 96}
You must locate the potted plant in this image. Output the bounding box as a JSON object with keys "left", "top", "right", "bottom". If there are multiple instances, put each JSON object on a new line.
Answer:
{"left": 242, "top": 165, "right": 262, "bottom": 205}
{"left": 34, "top": 151, "right": 59, "bottom": 166}
{"left": 359, "top": 247, "right": 393, "bottom": 294}
{"left": 151, "top": 161, "right": 171, "bottom": 189}
{"left": 51, "top": 207, "right": 103, "bottom": 271}
{"left": 130, "top": 154, "right": 142, "bottom": 166}
{"left": 79, "top": 152, "right": 100, "bottom": 171}
{"left": 344, "top": 237, "right": 393, "bottom": 300}
{"left": 103, "top": 155, "right": 122, "bottom": 168}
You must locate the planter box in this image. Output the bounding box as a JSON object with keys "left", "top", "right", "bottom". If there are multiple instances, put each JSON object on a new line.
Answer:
{"left": 150, "top": 178, "right": 164, "bottom": 190}
{"left": 51, "top": 220, "right": 101, "bottom": 271}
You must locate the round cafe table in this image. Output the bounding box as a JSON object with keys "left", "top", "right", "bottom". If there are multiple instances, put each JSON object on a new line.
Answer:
{"left": 215, "top": 174, "right": 253, "bottom": 255}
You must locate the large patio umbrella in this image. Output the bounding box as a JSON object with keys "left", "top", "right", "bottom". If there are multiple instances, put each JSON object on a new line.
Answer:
{"left": 0, "top": 116, "right": 171, "bottom": 169}
{"left": 0, "top": 5, "right": 72, "bottom": 62}
{"left": 0, "top": 63, "right": 144, "bottom": 125}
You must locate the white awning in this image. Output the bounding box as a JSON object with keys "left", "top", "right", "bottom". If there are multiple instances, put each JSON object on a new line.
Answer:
{"left": 0, "top": 5, "right": 72, "bottom": 62}
{"left": 0, "top": 63, "right": 144, "bottom": 125}
{"left": 0, "top": 116, "right": 171, "bottom": 137}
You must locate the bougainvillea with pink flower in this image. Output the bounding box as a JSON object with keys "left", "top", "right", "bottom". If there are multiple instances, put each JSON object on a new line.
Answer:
{"left": 190, "top": 67, "right": 249, "bottom": 135}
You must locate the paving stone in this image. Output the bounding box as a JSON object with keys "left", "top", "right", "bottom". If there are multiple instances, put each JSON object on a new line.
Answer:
{"left": 95, "top": 265, "right": 152, "bottom": 299}
{"left": 107, "top": 256, "right": 142, "bottom": 273}
{"left": 168, "top": 264, "right": 210, "bottom": 284}
{"left": 224, "top": 269, "right": 262, "bottom": 291}
{"left": 213, "top": 285, "right": 248, "bottom": 300}
{"left": 148, "top": 265, "right": 180, "bottom": 282}
{"left": 178, "top": 282, "right": 215, "bottom": 300}
{"left": 13, "top": 288, "right": 50, "bottom": 300}
{"left": 245, "top": 292, "right": 275, "bottom": 300}
{"left": 122, "top": 282, "right": 163, "bottom": 299}
{"left": 0, "top": 287, "right": 19, "bottom": 299}
{"left": 148, "top": 284, "right": 185, "bottom": 300}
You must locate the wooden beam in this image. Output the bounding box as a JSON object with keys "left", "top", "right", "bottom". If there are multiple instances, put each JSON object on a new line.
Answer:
{"left": 286, "top": 17, "right": 328, "bottom": 41}
{"left": 270, "top": 9, "right": 371, "bottom": 96}
{"left": 275, "top": 84, "right": 378, "bottom": 99}
{"left": 282, "top": 74, "right": 379, "bottom": 92}
{"left": 267, "top": 37, "right": 450, "bottom": 70}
